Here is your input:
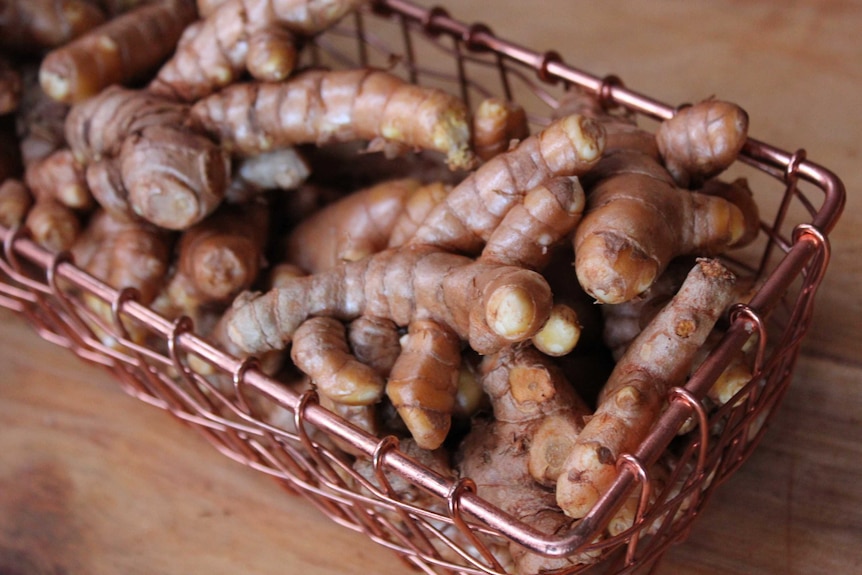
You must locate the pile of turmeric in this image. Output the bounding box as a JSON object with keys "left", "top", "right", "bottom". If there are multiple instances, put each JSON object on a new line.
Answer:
{"left": 1, "top": 3, "right": 767, "bottom": 571}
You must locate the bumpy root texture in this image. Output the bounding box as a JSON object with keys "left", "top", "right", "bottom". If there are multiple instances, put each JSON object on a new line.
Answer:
{"left": 291, "top": 316, "right": 386, "bottom": 406}
{"left": 699, "top": 176, "right": 760, "bottom": 247}
{"left": 191, "top": 67, "right": 476, "bottom": 170}
{"left": 409, "top": 113, "right": 604, "bottom": 254}
{"left": 285, "top": 178, "right": 449, "bottom": 273}
{"left": 457, "top": 346, "right": 594, "bottom": 573}
{"left": 347, "top": 315, "right": 401, "bottom": 377}
{"left": 0, "top": 179, "right": 33, "bottom": 228}
{"left": 481, "top": 176, "right": 585, "bottom": 270}
{"left": 472, "top": 97, "right": 529, "bottom": 162}
{"left": 38, "top": 0, "right": 197, "bottom": 104}
{"left": 150, "top": 0, "right": 366, "bottom": 102}
{"left": 65, "top": 86, "right": 229, "bottom": 229}
{"left": 151, "top": 200, "right": 270, "bottom": 326}
{"left": 656, "top": 99, "right": 749, "bottom": 189}
{"left": 386, "top": 319, "right": 461, "bottom": 450}
{"left": 556, "top": 259, "right": 737, "bottom": 519}
{"left": 24, "top": 197, "right": 81, "bottom": 252}
{"left": 560, "top": 90, "right": 749, "bottom": 304}
{"left": 225, "top": 243, "right": 553, "bottom": 356}
{"left": 24, "top": 148, "right": 91, "bottom": 210}
{"left": 0, "top": 0, "right": 106, "bottom": 51}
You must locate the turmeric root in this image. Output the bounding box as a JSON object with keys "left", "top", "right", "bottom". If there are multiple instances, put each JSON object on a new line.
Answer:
{"left": 563, "top": 90, "right": 750, "bottom": 304}
{"left": 656, "top": 99, "right": 749, "bottom": 189}
{"left": 24, "top": 148, "right": 92, "bottom": 210}
{"left": 38, "top": 0, "right": 197, "bottom": 103}
{"left": 291, "top": 316, "right": 386, "bottom": 406}
{"left": 191, "top": 68, "right": 476, "bottom": 170}
{"left": 0, "top": 179, "right": 33, "bottom": 229}
{"left": 472, "top": 97, "right": 529, "bottom": 162}
{"left": 480, "top": 176, "right": 585, "bottom": 270}
{"left": 457, "top": 346, "right": 594, "bottom": 574}
{"left": 150, "top": 0, "right": 367, "bottom": 101}
{"left": 347, "top": 315, "right": 401, "bottom": 377}
{"left": 72, "top": 209, "right": 173, "bottom": 305}
{"left": 226, "top": 243, "right": 553, "bottom": 356}
{"left": 24, "top": 197, "right": 81, "bottom": 252}
{"left": 284, "top": 178, "right": 449, "bottom": 273}
{"left": 65, "top": 86, "right": 229, "bottom": 229}
{"left": 225, "top": 147, "right": 310, "bottom": 203}
{"left": 0, "top": 0, "right": 106, "bottom": 52}
{"left": 386, "top": 319, "right": 462, "bottom": 450}
{"left": 556, "top": 259, "right": 737, "bottom": 519}
{"left": 152, "top": 200, "right": 269, "bottom": 327}
{"left": 408, "top": 113, "right": 604, "bottom": 254}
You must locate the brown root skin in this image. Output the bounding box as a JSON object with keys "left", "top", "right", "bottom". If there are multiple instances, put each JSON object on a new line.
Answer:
{"left": 225, "top": 243, "right": 553, "bottom": 356}
{"left": 556, "top": 259, "right": 737, "bottom": 519}
{"left": 472, "top": 97, "right": 529, "bottom": 162}
{"left": 285, "top": 178, "right": 449, "bottom": 273}
{"left": 481, "top": 176, "right": 585, "bottom": 270}
{"left": 656, "top": 99, "right": 749, "bottom": 189}
{"left": 409, "top": 113, "right": 604, "bottom": 254}
{"left": 387, "top": 319, "right": 462, "bottom": 450}
{"left": 65, "top": 87, "right": 229, "bottom": 230}
{"left": 699, "top": 177, "right": 761, "bottom": 248}
{"left": 291, "top": 316, "right": 385, "bottom": 406}
{"left": 457, "top": 347, "right": 594, "bottom": 573}
{"left": 0, "top": 0, "right": 106, "bottom": 52}
{"left": 347, "top": 315, "right": 401, "bottom": 377}
{"left": 191, "top": 68, "right": 476, "bottom": 170}
{"left": 24, "top": 148, "right": 92, "bottom": 210}
{"left": 150, "top": 0, "right": 366, "bottom": 102}
{"left": 38, "top": 0, "right": 197, "bottom": 104}
{"left": 25, "top": 197, "right": 81, "bottom": 252}
{"left": 0, "top": 179, "right": 33, "bottom": 229}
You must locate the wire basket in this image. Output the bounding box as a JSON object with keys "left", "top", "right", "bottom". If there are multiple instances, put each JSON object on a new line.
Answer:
{"left": 0, "top": 1, "right": 846, "bottom": 573}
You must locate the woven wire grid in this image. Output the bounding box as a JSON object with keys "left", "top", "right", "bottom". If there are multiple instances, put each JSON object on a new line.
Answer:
{"left": 0, "top": 1, "right": 846, "bottom": 574}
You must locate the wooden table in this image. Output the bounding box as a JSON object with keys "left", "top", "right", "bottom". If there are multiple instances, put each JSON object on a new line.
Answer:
{"left": 2, "top": 1, "right": 860, "bottom": 574}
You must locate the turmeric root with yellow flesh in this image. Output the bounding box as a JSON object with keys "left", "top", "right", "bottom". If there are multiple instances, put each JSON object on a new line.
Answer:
{"left": 556, "top": 259, "right": 737, "bottom": 519}
{"left": 409, "top": 113, "right": 604, "bottom": 253}
{"left": 0, "top": 0, "right": 106, "bottom": 51}
{"left": 387, "top": 319, "right": 462, "bottom": 450}
{"left": 472, "top": 97, "right": 529, "bottom": 162}
{"left": 39, "top": 0, "right": 197, "bottom": 104}
{"left": 656, "top": 99, "right": 749, "bottom": 189}
{"left": 191, "top": 68, "right": 476, "bottom": 170}
{"left": 226, "top": 147, "right": 310, "bottom": 203}
{"left": 563, "top": 90, "right": 749, "bottom": 304}
{"left": 150, "top": 0, "right": 367, "bottom": 101}
{"left": 226, "top": 243, "right": 553, "bottom": 356}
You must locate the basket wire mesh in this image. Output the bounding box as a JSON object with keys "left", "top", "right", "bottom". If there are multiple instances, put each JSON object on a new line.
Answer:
{"left": 0, "top": 1, "right": 846, "bottom": 573}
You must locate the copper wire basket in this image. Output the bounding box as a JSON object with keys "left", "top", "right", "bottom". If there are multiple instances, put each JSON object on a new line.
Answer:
{"left": 0, "top": 1, "right": 847, "bottom": 573}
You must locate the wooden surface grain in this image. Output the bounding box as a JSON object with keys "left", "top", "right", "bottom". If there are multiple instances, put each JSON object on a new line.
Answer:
{"left": 2, "top": 1, "right": 860, "bottom": 574}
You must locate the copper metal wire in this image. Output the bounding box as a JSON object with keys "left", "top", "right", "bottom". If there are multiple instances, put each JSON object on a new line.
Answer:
{"left": 0, "top": 1, "right": 847, "bottom": 573}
